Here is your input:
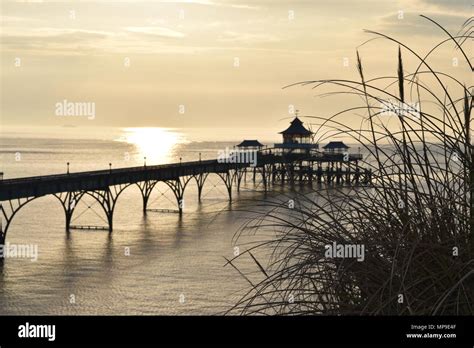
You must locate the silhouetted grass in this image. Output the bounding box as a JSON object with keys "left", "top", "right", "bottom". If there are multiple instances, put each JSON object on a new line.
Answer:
{"left": 226, "top": 16, "right": 473, "bottom": 315}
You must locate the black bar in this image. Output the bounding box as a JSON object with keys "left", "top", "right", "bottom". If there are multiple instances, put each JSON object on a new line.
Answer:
{"left": 0, "top": 316, "right": 472, "bottom": 346}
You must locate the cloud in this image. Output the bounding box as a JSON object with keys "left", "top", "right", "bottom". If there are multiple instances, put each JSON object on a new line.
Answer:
{"left": 376, "top": 11, "right": 469, "bottom": 37}
{"left": 17, "top": 28, "right": 110, "bottom": 37}
{"left": 418, "top": 0, "right": 471, "bottom": 10}
{"left": 218, "top": 31, "right": 280, "bottom": 44}
{"left": 0, "top": 15, "right": 31, "bottom": 23}
{"left": 6, "top": 0, "right": 260, "bottom": 8}
{"left": 126, "top": 26, "right": 186, "bottom": 38}
{"left": 0, "top": 28, "right": 113, "bottom": 55}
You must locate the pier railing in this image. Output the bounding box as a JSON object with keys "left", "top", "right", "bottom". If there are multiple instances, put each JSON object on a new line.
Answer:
{"left": 0, "top": 151, "right": 370, "bottom": 242}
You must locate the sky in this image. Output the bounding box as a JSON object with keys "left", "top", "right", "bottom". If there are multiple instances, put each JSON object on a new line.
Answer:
{"left": 0, "top": 0, "right": 470, "bottom": 133}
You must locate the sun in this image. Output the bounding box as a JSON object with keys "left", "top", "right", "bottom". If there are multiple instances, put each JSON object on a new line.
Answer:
{"left": 122, "top": 127, "right": 186, "bottom": 165}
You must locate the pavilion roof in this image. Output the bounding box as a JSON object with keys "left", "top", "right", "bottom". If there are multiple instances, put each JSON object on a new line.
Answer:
{"left": 237, "top": 140, "right": 264, "bottom": 148}
{"left": 323, "top": 141, "right": 350, "bottom": 149}
{"left": 279, "top": 117, "right": 312, "bottom": 136}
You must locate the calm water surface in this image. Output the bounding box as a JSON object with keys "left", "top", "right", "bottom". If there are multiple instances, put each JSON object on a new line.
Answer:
{"left": 0, "top": 126, "right": 289, "bottom": 314}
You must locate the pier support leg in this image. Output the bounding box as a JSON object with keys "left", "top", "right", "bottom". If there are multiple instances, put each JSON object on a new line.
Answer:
{"left": 0, "top": 232, "right": 4, "bottom": 253}
{"left": 0, "top": 227, "right": 4, "bottom": 264}
{"left": 86, "top": 184, "right": 130, "bottom": 232}
{"left": 54, "top": 191, "right": 84, "bottom": 232}
{"left": 235, "top": 168, "right": 245, "bottom": 192}
{"left": 0, "top": 197, "right": 36, "bottom": 246}
{"left": 137, "top": 180, "right": 158, "bottom": 215}
{"left": 317, "top": 163, "right": 322, "bottom": 183}
{"left": 262, "top": 165, "right": 267, "bottom": 192}
{"left": 194, "top": 173, "right": 208, "bottom": 202}
{"left": 281, "top": 163, "right": 286, "bottom": 184}
{"left": 354, "top": 161, "right": 361, "bottom": 184}
{"left": 255, "top": 164, "right": 272, "bottom": 192}
{"left": 217, "top": 171, "right": 233, "bottom": 202}
{"left": 88, "top": 190, "right": 113, "bottom": 232}
{"left": 289, "top": 164, "right": 295, "bottom": 187}
{"left": 364, "top": 169, "right": 372, "bottom": 184}
{"left": 165, "top": 177, "right": 192, "bottom": 214}
{"left": 299, "top": 161, "right": 303, "bottom": 181}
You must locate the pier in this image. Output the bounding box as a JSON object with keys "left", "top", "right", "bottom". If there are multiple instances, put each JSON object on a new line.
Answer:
{"left": 0, "top": 117, "right": 371, "bottom": 244}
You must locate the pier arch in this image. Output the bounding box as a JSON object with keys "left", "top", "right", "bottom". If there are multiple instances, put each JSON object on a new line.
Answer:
{"left": 0, "top": 196, "right": 37, "bottom": 245}
{"left": 1, "top": 194, "right": 69, "bottom": 245}
{"left": 81, "top": 183, "right": 133, "bottom": 232}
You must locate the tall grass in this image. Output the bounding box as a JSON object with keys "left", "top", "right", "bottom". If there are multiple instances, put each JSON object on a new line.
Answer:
{"left": 226, "top": 16, "right": 473, "bottom": 315}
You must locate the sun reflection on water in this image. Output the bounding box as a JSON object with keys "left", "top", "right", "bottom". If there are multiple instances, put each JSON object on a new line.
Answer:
{"left": 121, "top": 127, "right": 186, "bottom": 165}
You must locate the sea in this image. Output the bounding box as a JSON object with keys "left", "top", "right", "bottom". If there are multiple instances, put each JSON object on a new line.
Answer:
{"left": 0, "top": 125, "right": 307, "bottom": 315}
